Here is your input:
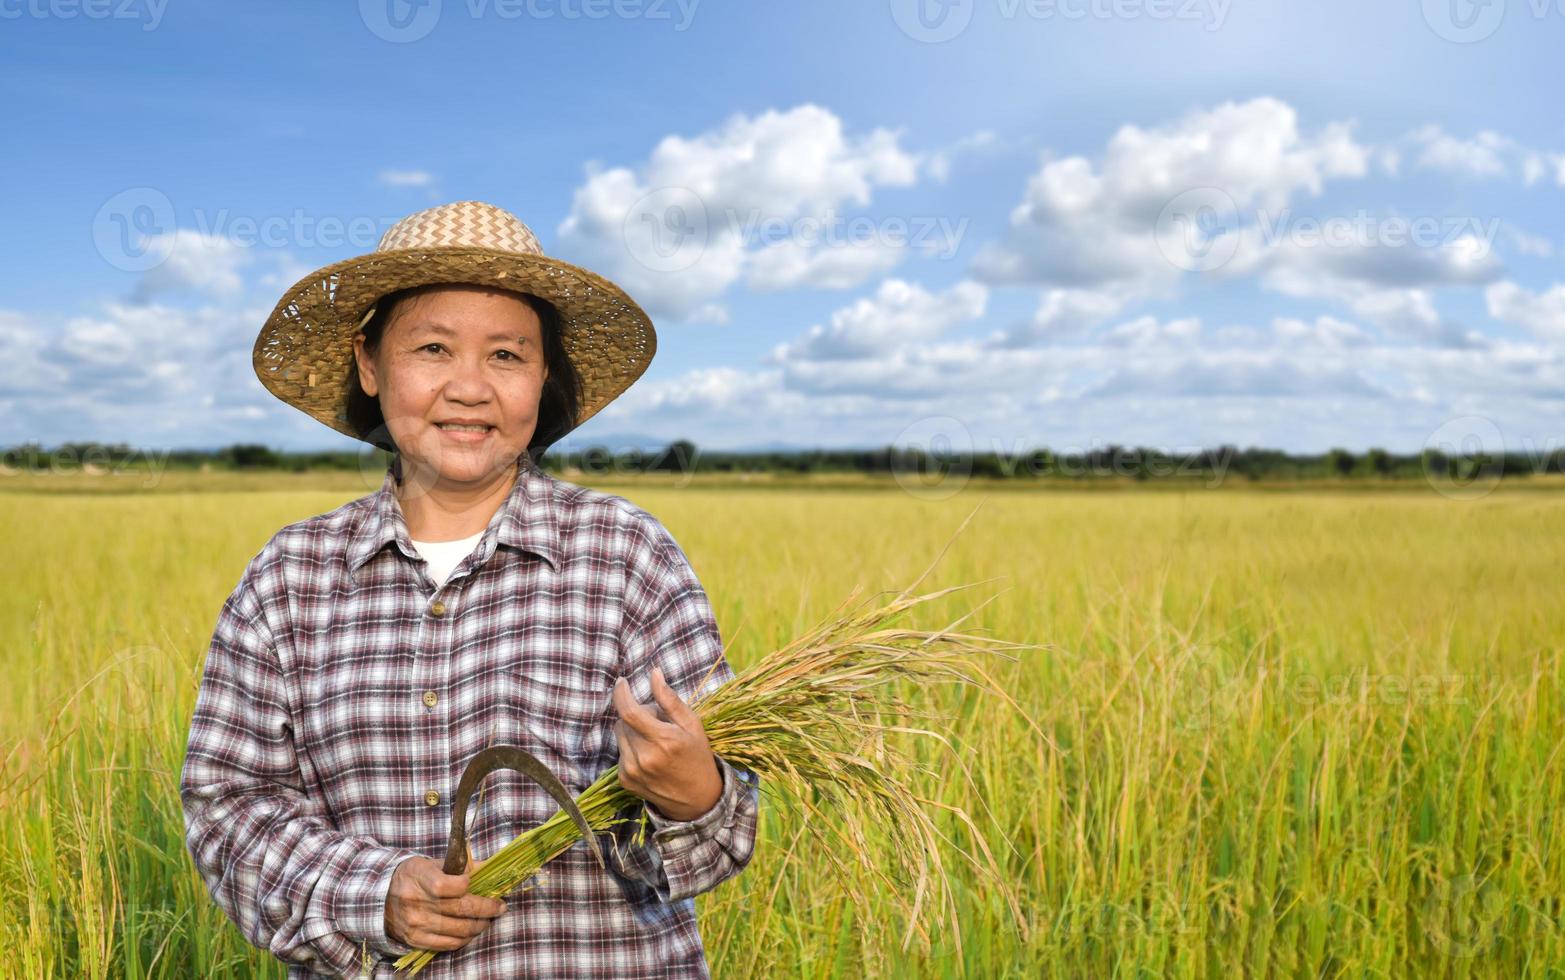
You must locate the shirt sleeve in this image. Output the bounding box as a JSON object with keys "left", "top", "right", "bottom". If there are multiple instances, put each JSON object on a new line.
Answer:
{"left": 606, "top": 517, "right": 760, "bottom": 903}
{"left": 179, "top": 553, "right": 425, "bottom": 977}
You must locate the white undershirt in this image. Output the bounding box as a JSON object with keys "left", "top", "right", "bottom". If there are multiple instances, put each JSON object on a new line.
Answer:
{"left": 408, "top": 529, "right": 486, "bottom": 590}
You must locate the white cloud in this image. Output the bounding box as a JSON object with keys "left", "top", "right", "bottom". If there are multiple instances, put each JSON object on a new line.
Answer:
{"left": 132, "top": 231, "right": 251, "bottom": 301}
{"left": 966, "top": 98, "right": 1513, "bottom": 359}
{"left": 1408, "top": 125, "right": 1513, "bottom": 178}
{"left": 0, "top": 300, "right": 301, "bottom": 446}
{"left": 540, "top": 280, "right": 1565, "bottom": 452}
{"left": 1523, "top": 152, "right": 1565, "bottom": 187}
{"left": 769, "top": 278, "right": 987, "bottom": 362}
{"left": 0, "top": 311, "right": 69, "bottom": 398}
{"left": 255, "top": 252, "right": 316, "bottom": 292}
{"left": 557, "top": 104, "right": 922, "bottom": 320}
{"left": 925, "top": 129, "right": 999, "bottom": 182}
{"left": 988, "top": 287, "right": 1129, "bottom": 348}
{"left": 745, "top": 239, "right": 905, "bottom": 291}
{"left": 1080, "top": 352, "right": 1390, "bottom": 400}
{"left": 1251, "top": 225, "right": 1500, "bottom": 348}
{"left": 1506, "top": 226, "right": 1554, "bottom": 258}
{"left": 968, "top": 101, "right": 1550, "bottom": 353}
{"left": 1257, "top": 229, "right": 1501, "bottom": 294}
{"left": 1262, "top": 273, "right": 1486, "bottom": 349}
{"left": 1273, "top": 315, "right": 1370, "bottom": 348}
{"left": 1486, "top": 281, "right": 1565, "bottom": 343}
{"left": 611, "top": 365, "right": 763, "bottom": 414}
{"left": 972, "top": 97, "right": 1370, "bottom": 291}
{"left": 1353, "top": 289, "right": 1483, "bottom": 347}
{"left": 560, "top": 164, "right": 746, "bottom": 321}
{"left": 1102, "top": 315, "right": 1202, "bottom": 348}
{"left": 377, "top": 169, "right": 436, "bottom": 188}
{"left": 609, "top": 251, "right": 1565, "bottom": 451}
{"left": 778, "top": 340, "right": 1054, "bottom": 401}
{"left": 685, "top": 303, "right": 731, "bottom": 326}
{"left": 1393, "top": 126, "right": 1565, "bottom": 185}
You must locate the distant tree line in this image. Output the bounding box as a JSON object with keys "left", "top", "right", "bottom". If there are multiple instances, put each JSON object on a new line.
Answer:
{"left": 3, "top": 439, "right": 1557, "bottom": 484}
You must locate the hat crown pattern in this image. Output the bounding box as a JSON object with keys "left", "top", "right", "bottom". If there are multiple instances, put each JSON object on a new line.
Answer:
{"left": 376, "top": 200, "right": 544, "bottom": 256}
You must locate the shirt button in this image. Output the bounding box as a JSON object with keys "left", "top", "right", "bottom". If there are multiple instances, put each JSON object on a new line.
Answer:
{"left": 429, "top": 600, "right": 447, "bottom": 617}
{"left": 422, "top": 690, "right": 438, "bottom": 708}
{"left": 424, "top": 789, "right": 440, "bottom": 807}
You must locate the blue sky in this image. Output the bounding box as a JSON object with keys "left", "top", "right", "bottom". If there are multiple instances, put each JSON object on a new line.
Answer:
{"left": 4, "top": 0, "right": 1565, "bottom": 456}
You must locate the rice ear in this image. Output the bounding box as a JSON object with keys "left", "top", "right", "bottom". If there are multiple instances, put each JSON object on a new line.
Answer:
{"left": 394, "top": 575, "right": 1035, "bottom": 977}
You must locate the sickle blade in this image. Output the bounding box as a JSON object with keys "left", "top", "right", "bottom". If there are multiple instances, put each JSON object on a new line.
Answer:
{"left": 443, "top": 745, "right": 607, "bottom": 876}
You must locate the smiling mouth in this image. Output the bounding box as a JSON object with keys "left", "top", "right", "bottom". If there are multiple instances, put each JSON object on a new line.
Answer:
{"left": 436, "top": 423, "right": 493, "bottom": 433}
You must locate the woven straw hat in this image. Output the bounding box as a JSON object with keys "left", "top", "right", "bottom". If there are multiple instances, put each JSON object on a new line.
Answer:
{"left": 253, "top": 200, "right": 656, "bottom": 444}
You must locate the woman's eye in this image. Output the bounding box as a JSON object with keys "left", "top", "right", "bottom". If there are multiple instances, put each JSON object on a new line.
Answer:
{"left": 414, "top": 343, "right": 522, "bottom": 361}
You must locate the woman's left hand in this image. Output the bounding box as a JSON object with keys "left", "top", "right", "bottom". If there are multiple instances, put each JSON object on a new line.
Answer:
{"left": 612, "top": 667, "right": 723, "bottom": 822}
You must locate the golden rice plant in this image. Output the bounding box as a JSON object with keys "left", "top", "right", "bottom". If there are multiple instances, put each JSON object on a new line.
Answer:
{"left": 395, "top": 519, "right": 1040, "bottom": 977}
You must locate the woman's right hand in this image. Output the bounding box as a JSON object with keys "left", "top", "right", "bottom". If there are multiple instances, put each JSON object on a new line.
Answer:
{"left": 384, "top": 855, "right": 506, "bottom": 951}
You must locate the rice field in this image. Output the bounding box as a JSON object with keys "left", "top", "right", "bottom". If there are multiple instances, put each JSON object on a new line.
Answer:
{"left": 1, "top": 472, "right": 1562, "bottom": 978}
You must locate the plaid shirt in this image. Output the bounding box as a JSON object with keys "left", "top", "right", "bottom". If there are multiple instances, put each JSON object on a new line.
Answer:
{"left": 179, "top": 453, "right": 759, "bottom": 979}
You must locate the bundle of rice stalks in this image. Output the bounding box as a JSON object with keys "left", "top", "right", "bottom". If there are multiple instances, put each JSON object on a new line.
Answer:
{"left": 395, "top": 528, "right": 1039, "bottom": 976}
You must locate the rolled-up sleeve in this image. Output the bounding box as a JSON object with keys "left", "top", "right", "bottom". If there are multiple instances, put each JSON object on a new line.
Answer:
{"left": 641, "top": 754, "right": 759, "bottom": 901}
{"left": 179, "top": 557, "right": 423, "bottom": 977}
{"left": 609, "top": 518, "right": 761, "bottom": 903}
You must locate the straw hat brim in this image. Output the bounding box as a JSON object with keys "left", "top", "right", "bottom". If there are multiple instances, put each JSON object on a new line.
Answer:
{"left": 253, "top": 245, "right": 656, "bottom": 443}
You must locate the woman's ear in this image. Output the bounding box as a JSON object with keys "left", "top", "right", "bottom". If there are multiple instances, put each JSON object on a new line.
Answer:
{"left": 353, "top": 332, "right": 378, "bottom": 398}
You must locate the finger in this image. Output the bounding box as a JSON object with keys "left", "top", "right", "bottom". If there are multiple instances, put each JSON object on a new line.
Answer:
{"left": 616, "top": 719, "right": 646, "bottom": 775}
{"left": 418, "top": 909, "right": 502, "bottom": 940}
{"left": 613, "top": 676, "right": 668, "bottom": 738}
{"left": 435, "top": 893, "right": 508, "bottom": 919}
{"left": 613, "top": 676, "right": 662, "bottom": 732}
{"left": 406, "top": 929, "right": 473, "bottom": 954}
{"left": 427, "top": 871, "right": 472, "bottom": 899}
{"left": 649, "top": 667, "right": 700, "bottom": 729}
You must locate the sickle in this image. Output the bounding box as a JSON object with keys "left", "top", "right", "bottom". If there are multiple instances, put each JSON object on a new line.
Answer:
{"left": 442, "top": 745, "right": 607, "bottom": 875}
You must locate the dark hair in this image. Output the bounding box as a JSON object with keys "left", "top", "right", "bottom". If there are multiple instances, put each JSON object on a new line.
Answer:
{"left": 344, "top": 283, "right": 582, "bottom": 484}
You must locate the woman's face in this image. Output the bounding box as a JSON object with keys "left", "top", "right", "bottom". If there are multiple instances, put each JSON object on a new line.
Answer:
{"left": 353, "top": 284, "right": 550, "bottom": 488}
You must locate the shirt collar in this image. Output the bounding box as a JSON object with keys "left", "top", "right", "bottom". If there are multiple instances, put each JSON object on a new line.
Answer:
{"left": 347, "top": 453, "right": 561, "bottom": 582}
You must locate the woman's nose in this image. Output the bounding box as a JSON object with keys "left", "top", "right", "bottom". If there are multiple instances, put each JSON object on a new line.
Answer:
{"left": 440, "top": 355, "right": 495, "bottom": 399}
